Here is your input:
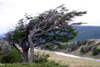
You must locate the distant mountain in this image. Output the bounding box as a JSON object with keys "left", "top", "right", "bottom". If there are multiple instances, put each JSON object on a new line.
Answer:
{"left": 72, "top": 26, "right": 100, "bottom": 41}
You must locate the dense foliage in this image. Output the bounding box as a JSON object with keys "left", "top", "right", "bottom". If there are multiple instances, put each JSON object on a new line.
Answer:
{"left": 80, "top": 46, "right": 92, "bottom": 53}
{"left": 0, "top": 45, "right": 23, "bottom": 63}
{"left": 44, "top": 43, "right": 63, "bottom": 51}
{"left": 93, "top": 48, "right": 100, "bottom": 55}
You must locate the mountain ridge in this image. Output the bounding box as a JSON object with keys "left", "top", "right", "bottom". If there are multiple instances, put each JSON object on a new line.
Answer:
{"left": 72, "top": 26, "right": 100, "bottom": 41}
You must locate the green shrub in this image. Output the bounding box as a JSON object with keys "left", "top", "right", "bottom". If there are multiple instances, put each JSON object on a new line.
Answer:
{"left": 34, "top": 52, "right": 50, "bottom": 63}
{"left": 88, "top": 41, "right": 94, "bottom": 45}
{"left": 93, "top": 48, "right": 100, "bottom": 55}
{"left": 80, "top": 46, "right": 92, "bottom": 53}
{"left": 71, "top": 46, "right": 78, "bottom": 51}
{"left": 77, "top": 41, "right": 82, "bottom": 46}
{"left": 80, "top": 47, "right": 85, "bottom": 53}
{"left": 0, "top": 45, "right": 11, "bottom": 54}
{"left": 80, "top": 40, "right": 88, "bottom": 45}
{"left": 88, "top": 46, "right": 92, "bottom": 51}
{"left": 0, "top": 45, "right": 23, "bottom": 63}
{"left": 93, "top": 47, "right": 97, "bottom": 51}
{"left": 0, "top": 60, "right": 69, "bottom": 67}
{"left": 55, "top": 43, "right": 63, "bottom": 49}
{"left": 44, "top": 44, "right": 55, "bottom": 51}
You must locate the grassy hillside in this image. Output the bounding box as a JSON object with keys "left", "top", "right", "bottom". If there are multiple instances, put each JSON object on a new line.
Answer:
{"left": 59, "top": 39, "right": 100, "bottom": 59}
{"left": 42, "top": 39, "right": 100, "bottom": 59}
{"left": 72, "top": 26, "right": 100, "bottom": 41}
{"left": 47, "top": 51, "right": 100, "bottom": 67}
{"left": 34, "top": 50, "right": 100, "bottom": 67}
{"left": 1, "top": 39, "right": 100, "bottom": 67}
{"left": 1, "top": 50, "right": 100, "bottom": 67}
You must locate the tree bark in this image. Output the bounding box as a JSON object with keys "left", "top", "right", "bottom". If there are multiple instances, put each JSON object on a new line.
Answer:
{"left": 23, "top": 50, "right": 28, "bottom": 63}
{"left": 28, "top": 35, "right": 34, "bottom": 62}
{"left": 29, "top": 46, "right": 34, "bottom": 62}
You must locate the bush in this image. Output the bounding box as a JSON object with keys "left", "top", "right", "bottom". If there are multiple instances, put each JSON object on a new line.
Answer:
{"left": 83, "top": 40, "right": 88, "bottom": 45}
{"left": 93, "top": 47, "right": 97, "bottom": 51}
{"left": 80, "top": 46, "right": 92, "bottom": 53}
{"left": 0, "top": 61, "right": 69, "bottom": 67}
{"left": 77, "top": 41, "right": 82, "bottom": 46}
{"left": 71, "top": 46, "right": 78, "bottom": 51}
{"left": 55, "top": 43, "right": 63, "bottom": 49}
{"left": 44, "top": 44, "right": 55, "bottom": 51}
{"left": 93, "top": 48, "right": 100, "bottom": 55}
{"left": 80, "top": 47, "right": 85, "bottom": 53}
{"left": 0, "top": 45, "right": 23, "bottom": 63}
{"left": 34, "top": 52, "right": 50, "bottom": 63}
{"left": 0, "top": 45, "right": 11, "bottom": 54}
{"left": 88, "top": 41, "right": 94, "bottom": 45}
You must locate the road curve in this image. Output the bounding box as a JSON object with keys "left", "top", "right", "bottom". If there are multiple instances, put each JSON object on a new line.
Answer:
{"left": 54, "top": 52, "right": 100, "bottom": 61}
{"left": 34, "top": 49, "right": 100, "bottom": 61}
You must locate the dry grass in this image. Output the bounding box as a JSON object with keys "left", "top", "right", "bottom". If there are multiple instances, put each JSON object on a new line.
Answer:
{"left": 67, "top": 45, "right": 100, "bottom": 59}
{"left": 0, "top": 63, "right": 4, "bottom": 65}
{"left": 36, "top": 50, "right": 100, "bottom": 67}
{"left": 19, "top": 48, "right": 100, "bottom": 67}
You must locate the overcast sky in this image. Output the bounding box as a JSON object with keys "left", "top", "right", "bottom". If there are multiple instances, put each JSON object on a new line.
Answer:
{"left": 0, "top": 0, "right": 100, "bottom": 34}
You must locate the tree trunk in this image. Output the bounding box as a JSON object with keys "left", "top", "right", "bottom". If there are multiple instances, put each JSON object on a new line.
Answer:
{"left": 23, "top": 50, "right": 28, "bottom": 63}
{"left": 29, "top": 46, "right": 34, "bottom": 62}
{"left": 28, "top": 35, "right": 34, "bottom": 62}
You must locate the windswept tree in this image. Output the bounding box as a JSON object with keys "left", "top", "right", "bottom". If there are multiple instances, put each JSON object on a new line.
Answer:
{"left": 5, "top": 5, "right": 86, "bottom": 63}
{"left": 5, "top": 19, "right": 31, "bottom": 63}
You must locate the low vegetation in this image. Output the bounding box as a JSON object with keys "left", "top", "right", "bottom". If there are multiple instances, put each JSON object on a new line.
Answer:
{"left": 42, "top": 39, "right": 100, "bottom": 59}
{"left": 46, "top": 51, "right": 100, "bottom": 67}
{"left": 0, "top": 45, "right": 23, "bottom": 63}
{"left": 0, "top": 61, "right": 68, "bottom": 67}
{"left": 93, "top": 48, "right": 100, "bottom": 55}
{"left": 80, "top": 46, "right": 92, "bottom": 53}
{"left": 0, "top": 45, "right": 68, "bottom": 67}
{"left": 1, "top": 39, "right": 100, "bottom": 67}
{"left": 34, "top": 52, "right": 50, "bottom": 63}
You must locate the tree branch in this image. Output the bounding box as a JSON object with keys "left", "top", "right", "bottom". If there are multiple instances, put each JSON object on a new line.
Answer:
{"left": 12, "top": 43, "right": 23, "bottom": 56}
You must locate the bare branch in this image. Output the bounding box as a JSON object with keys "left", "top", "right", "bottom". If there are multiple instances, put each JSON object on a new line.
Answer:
{"left": 12, "top": 43, "right": 23, "bottom": 56}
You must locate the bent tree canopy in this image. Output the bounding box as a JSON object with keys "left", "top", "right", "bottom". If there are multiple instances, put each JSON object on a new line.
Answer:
{"left": 5, "top": 5, "right": 86, "bottom": 63}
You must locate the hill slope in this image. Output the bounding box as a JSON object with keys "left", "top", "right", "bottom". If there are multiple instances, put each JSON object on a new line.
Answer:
{"left": 38, "top": 50, "right": 100, "bottom": 67}
{"left": 60, "top": 39, "right": 100, "bottom": 59}
{"left": 42, "top": 39, "right": 100, "bottom": 59}
{"left": 72, "top": 26, "right": 100, "bottom": 41}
